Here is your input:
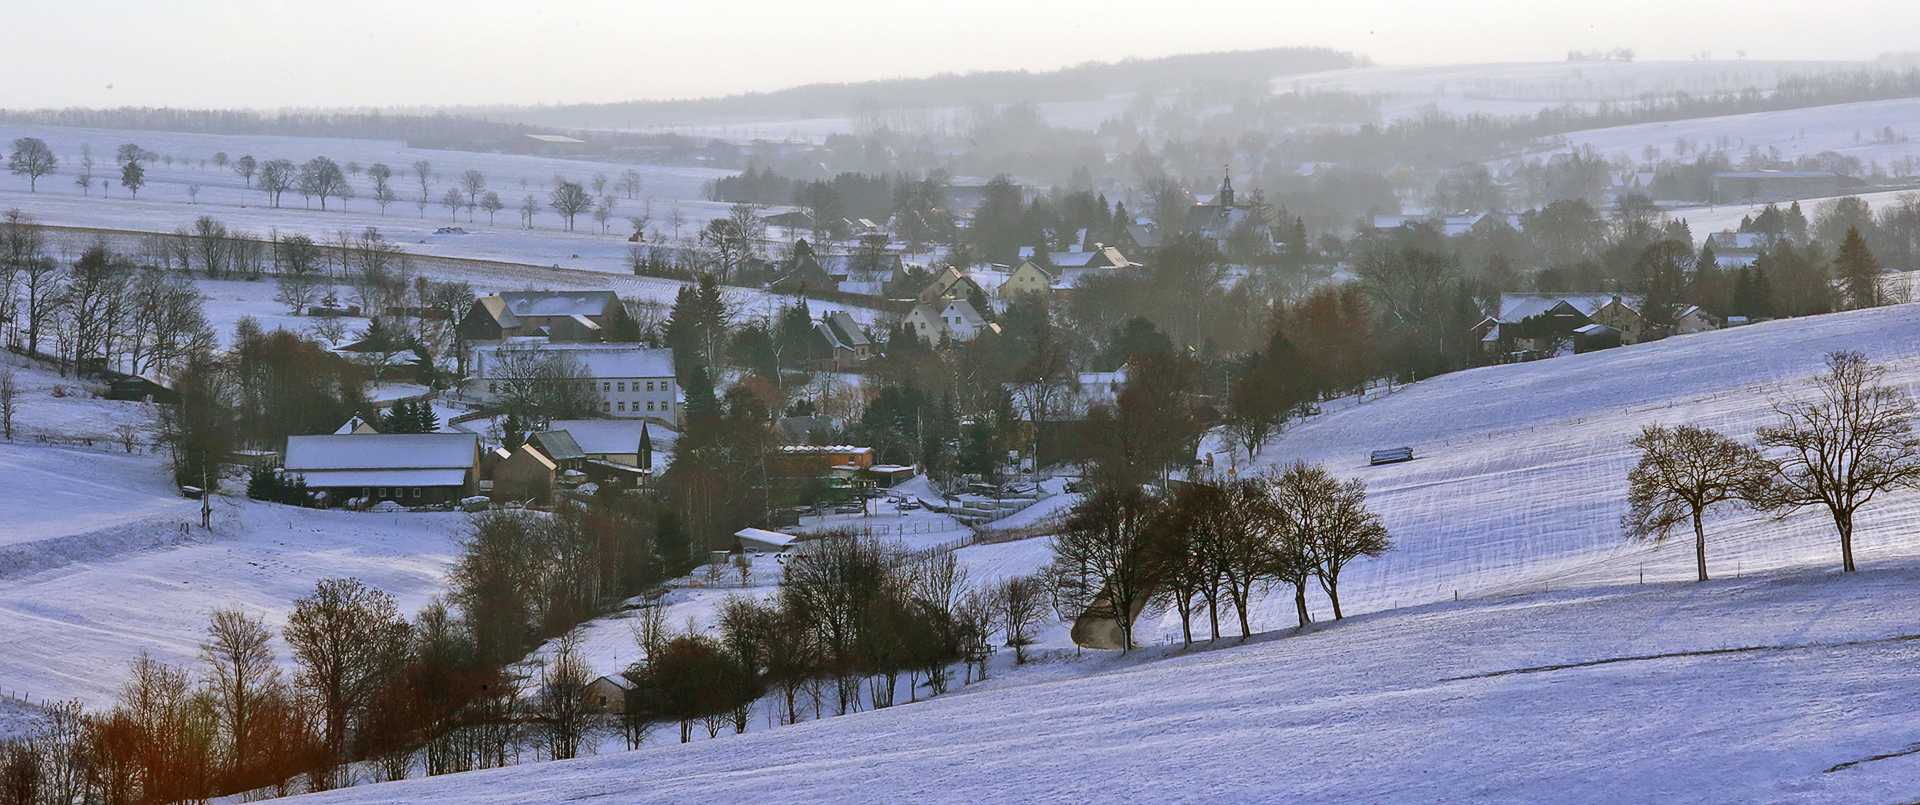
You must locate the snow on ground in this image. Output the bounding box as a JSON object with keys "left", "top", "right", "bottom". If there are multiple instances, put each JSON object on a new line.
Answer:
{"left": 1551, "top": 95, "right": 1920, "bottom": 181}
{"left": 1285, "top": 59, "right": 1872, "bottom": 124}
{"left": 292, "top": 558, "right": 1920, "bottom": 805}
{"left": 1194, "top": 300, "right": 1920, "bottom": 642}
{"left": 0, "top": 486, "right": 466, "bottom": 710}
{"left": 0, "top": 365, "right": 468, "bottom": 712}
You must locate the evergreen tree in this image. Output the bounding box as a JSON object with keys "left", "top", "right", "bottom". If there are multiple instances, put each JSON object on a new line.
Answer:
{"left": 1226, "top": 325, "right": 1309, "bottom": 458}
{"left": 1786, "top": 201, "right": 1810, "bottom": 243}
{"left": 501, "top": 412, "right": 527, "bottom": 451}
{"left": 1835, "top": 226, "right": 1883, "bottom": 309}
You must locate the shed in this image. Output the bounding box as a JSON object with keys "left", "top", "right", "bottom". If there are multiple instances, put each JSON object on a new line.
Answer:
{"left": 736, "top": 527, "right": 800, "bottom": 553}
{"left": 587, "top": 674, "right": 634, "bottom": 714}
{"left": 493, "top": 444, "right": 558, "bottom": 505}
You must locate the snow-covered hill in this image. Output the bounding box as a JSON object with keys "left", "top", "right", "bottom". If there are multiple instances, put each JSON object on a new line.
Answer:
{"left": 288, "top": 560, "right": 1920, "bottom": 805}
{"left": 269, "top": 298, "right": 1920, "bottom": 804}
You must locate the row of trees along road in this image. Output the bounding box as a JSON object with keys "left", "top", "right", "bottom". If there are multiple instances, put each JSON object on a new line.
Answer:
{"left": 1048, "top": 465, "right": 1392, "bottom": 652}
{"left": 1624, "top": 350, "right": 1920, "bottom": 578}
{"left": 7, "top": 137, "right": 642, "bottom": 233}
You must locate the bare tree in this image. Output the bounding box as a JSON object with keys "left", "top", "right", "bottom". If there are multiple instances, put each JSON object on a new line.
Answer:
{"left": 1046, "top": 484, "right": 1160, "bottom": 653}
{"left": 284, "top": 578, "right": 412, "bottom": 790}
{"left": 440, "top": 187, "right": 465, "bottom": 221}
{"left": 1756, "top": 350, "right": 1920, "bottom": 572}
{"left": 366, "top": 163, "right": 395, "bottom": 214}
{"left": 257, "top": 159, "right": 295, "bottom": 207}
{"left": 549, "top": 178, "right": 591, "bottom": 231}
{"left": 994, "top": 575, "right": 1047, "bottom": 663}
{"left": 74, "top": 143, "right": 95, "bottom": 195}
{"left": 458, "top": 169, "right": 487, "bottom": 206}
{"left": 615, "top": 169, "right": 644, "bottom": 199}
{"left": 234, "top": 154, "right": 257, "bottom": 187}
{"left": 0, "top": 366, "right": 15, "bottom": 440}
{"left": 1270, "top": 462, "right": 1390, "bottom": 621}
{"left": 1623, "top": 424, "right": 1769, "bottom": 581}
{"left": 593, "top": 195, "right": 618, "bottom": 234}
{"left": 536, "top": 634, "right": 597, "bottom": 761}
{"left": 200, "top": 608, "right": 281, "bottom": 780}
{"left": 7, "top": 137, "right": 56, "bottom": 191}
{"left": 520, "top": 194, "right": 540, "bottom": 229}
{"left": 410, "top": 160, "right": 433, "bottom": 200}
{"left": 476, "top": 344, "right": 599, "bottom": 427}
{"left": 478, "top": 191, "right": 504, "bottom": 225}
{"left": 298, "top": 157, "right": 349, "bottom": 211}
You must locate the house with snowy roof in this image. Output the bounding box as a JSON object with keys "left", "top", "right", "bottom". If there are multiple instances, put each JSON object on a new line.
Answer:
{"left": 904, "top": 298, "right": 997, "bottom": 343}
{"left": 1475, "top": 293, "right": 1649, "bottom": 355}
{"left": 457, "top": 291, "right": 633, "bottom": 344}
{"left": 284, "top": 432, "right": 480, "bottom": 508}
{"left": 813, "top": 310, "right": 872, "bottom": 370}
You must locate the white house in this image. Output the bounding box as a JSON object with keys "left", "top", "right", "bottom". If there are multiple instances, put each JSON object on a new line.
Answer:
{"left": 470, "top": 342, "right": 678, "bottom": 423}
{"left": 904, "top": 299, "right": 998, "bottom": 343}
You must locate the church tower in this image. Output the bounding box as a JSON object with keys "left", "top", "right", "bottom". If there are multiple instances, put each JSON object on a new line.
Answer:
{"left": 1218, "top": 168, "right": 1234, "bottom": 208}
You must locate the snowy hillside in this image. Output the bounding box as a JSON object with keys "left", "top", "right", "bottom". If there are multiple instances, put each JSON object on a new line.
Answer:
{"left": 260, "top": 297, "right": 1920, "bottom": 804}
{"left": 1196, "top": 302, "right": 1920, "bottom": 637}
{"left": 0, "top": 360, "right": 466, "bottom": 715}
{"left": 286, "top": 561, "right": 1920, "bottom": 805}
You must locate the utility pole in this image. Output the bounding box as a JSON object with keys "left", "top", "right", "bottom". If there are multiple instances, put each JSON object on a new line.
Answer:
{"left": 200, "top": 469, "right": 212, "bottom": 529}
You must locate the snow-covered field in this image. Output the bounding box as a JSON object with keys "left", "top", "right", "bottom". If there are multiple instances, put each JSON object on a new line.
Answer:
{"left": 265, "top": 298, "right": 1920, "bottom": 804}
{"left": 293, "top": 559, "right": 1920, "bottom": 805}
{"left": 0, "top": 360, "right": 466, "bottom": 718}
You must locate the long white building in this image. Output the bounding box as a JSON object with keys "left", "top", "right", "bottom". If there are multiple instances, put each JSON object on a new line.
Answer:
{"left": 470, "top": 341, "right": 679, "bottom": 423}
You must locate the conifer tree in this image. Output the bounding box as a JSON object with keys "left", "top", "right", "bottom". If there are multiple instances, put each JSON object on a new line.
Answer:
{"left": 1835, "top": 226, "right": 1883, "bottom": 310}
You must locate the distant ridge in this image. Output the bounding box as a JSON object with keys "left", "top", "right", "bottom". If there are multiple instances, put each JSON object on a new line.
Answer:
{"left": 467, "top": 47, "right": 1368, "bottom": 124}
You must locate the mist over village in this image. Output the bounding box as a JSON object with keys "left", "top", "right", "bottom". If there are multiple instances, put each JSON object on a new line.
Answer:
{"left": 3, "top": 2, "right": 1920, "bottom": 802}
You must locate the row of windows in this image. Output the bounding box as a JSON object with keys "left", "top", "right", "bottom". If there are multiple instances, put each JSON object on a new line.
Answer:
{"left": 362, "top": 487, "right": 424, "bottom": 499}
{"left": 604, "top": 380, "right": 667, "bottom": 393}
{"left": 605, "top": 400, "right": 670, "bottom": 413}
{"left": 487, "top": 379, "right": 670, "bottom": 395}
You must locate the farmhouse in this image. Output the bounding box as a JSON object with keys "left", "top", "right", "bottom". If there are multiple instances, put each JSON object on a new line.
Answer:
{"left": 813, "top": 310, "right": 871, "bottom": 370}
{"left": 457, "top": 291, "right": 633, "bottom": 344}
{"left": 284, "top": 433, "right": 480, "bottom": 508}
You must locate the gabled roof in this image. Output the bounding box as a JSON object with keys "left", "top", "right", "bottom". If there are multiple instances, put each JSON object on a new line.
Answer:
{"left": 824, "top": 311, "right": 869, "bottom": 347}
{"left": 530, "top": 430, "right": 587, "bottom": 462}
{"left": 496, "top": 291, "right": 620, "bottom": 319}
{"left": 546, "top": 419, "right": 677, "bottom": 456}
{"left": 1496, "top": 294, "right": 1639, "bottom": 322}
{"left": 286, "top": 433, "right": 478, "bottom": 472}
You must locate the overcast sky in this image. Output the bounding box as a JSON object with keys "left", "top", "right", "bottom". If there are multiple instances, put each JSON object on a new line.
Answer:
{"left": 5, "top": 0, "right": 1917, "bottom": 110}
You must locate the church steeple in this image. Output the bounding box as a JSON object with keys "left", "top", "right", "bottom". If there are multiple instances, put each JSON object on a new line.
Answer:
{"left": 1218, "top": 167, "right": 1234, "bottom": 208}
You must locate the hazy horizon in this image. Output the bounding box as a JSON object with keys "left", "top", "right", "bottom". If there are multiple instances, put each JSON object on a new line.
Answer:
{"left": 3, "top": 0, "right": 1918, "bottom": 111}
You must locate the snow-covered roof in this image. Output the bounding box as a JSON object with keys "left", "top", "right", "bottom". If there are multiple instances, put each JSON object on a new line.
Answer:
{"left": 285, "top": 433, "right": 478, "bottom": 472}
{"left": 736, "top": 527, "right": 799, "bottom": 550}
{"left": 779, "top": 445, "right": 872, "bottom": 455}
{"left": 496, "top": 291, "right": 619, "bottom": 318}
{"left": 1496, "top": 294, "right": 1639, "bottom": 322}
{"left": 546, "top": 419, "right": 677, "bottom": 456}
{"left": 473, "top": 344, "right": 673, "bottom": 380}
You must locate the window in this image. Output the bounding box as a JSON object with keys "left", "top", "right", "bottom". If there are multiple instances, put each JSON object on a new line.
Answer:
{"left": 603, "top": 401, "right": 611, "bottom": 412}
{"left": 488, "top": 382, "right": 498, "bottom": 394}
{"left": 604, "top": 382, "right": 611, "bottom": 392}
{"left": 378, "top": 487, "right": 388, "bottom": 498}
{"left": 646, "top": 381, "right": 655, "bottom": 392}
{"left": 618, "top": 381, "right": 626, "bottom": 392}
{"left": 647, "top": 401, "right": 655, "bottom": 411}
{"left": 412, "top": 487, "right": 422, "bottom": 498}
{"left": 618, "top": 401, "right": 626, "bottom": 412}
